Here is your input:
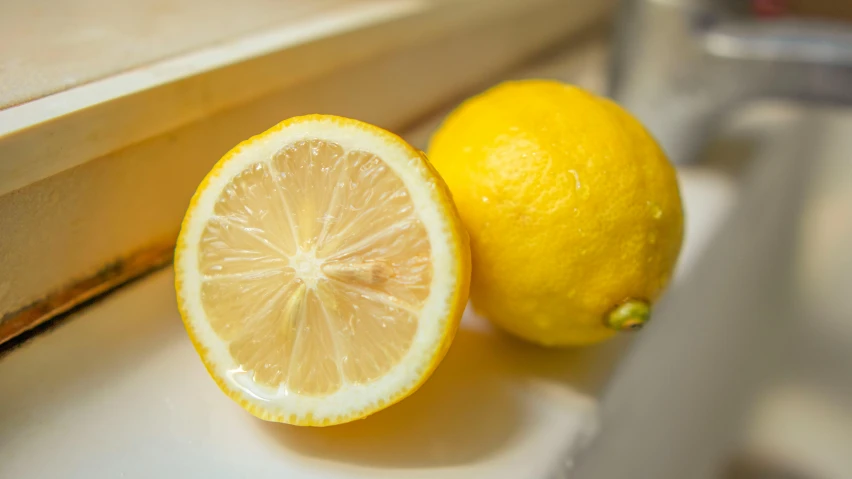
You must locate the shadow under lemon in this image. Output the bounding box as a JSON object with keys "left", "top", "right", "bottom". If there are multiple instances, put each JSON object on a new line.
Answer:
{"left": 257, "top": 308, "right": 631, "bottom": 469}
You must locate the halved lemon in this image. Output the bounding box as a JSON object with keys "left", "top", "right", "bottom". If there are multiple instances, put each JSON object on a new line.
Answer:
{"left": 175, "top": 115, "right": 470, "bottom": 426}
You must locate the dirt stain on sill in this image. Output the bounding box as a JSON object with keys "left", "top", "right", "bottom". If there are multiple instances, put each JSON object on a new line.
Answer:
{"left": 0, "top": 237, "right": 176, "bottom": 352}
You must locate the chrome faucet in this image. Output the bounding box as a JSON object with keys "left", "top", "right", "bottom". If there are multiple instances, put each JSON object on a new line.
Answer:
{"left": 610, "top": 0, "right": 852, "bottom": 163}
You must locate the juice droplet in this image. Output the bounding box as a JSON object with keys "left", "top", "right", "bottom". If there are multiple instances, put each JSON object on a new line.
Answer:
{"left": 648, "top": 201, "right": 663, "bottom": 219}
{"left": 568, "top": 169, "right": 581, "bottom": 191}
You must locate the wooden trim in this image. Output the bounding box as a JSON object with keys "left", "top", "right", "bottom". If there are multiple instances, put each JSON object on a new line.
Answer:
{"left": 0, "top": 0, "right": 567, "bottom": 196}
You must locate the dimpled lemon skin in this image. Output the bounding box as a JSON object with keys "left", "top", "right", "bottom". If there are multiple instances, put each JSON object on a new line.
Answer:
{"left": 427, "top": 80, "right": 684, "bottom": 346}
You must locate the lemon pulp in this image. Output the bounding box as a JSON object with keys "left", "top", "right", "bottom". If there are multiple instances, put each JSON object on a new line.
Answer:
{"left": 198, "top": 139, "right": 432, "bottom": 395}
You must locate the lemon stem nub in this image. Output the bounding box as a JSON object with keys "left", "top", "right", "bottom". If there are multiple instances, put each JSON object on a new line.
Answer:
{"left": 605, "top": 300, "right": 651, "bottom": 331}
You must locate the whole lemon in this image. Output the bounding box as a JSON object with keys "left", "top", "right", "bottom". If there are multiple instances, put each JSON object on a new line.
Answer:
{"left": 428, "top": 80, "right": 683, "bottom": 346}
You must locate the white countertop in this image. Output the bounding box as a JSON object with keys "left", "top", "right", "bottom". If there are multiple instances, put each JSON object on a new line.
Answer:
{"left": 0, "top": 168, "right": 734, "bottom": 478}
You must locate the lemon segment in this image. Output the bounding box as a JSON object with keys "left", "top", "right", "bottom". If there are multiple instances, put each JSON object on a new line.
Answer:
{"left": 176, "top": 115, "right": 470, "bottom": 425}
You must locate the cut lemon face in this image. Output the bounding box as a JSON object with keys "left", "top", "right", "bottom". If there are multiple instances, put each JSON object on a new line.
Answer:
{"left": 175, "top": 115, "right": 470, "bottom": 426}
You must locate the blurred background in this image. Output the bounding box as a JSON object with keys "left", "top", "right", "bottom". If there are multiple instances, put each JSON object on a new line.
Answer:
{"left": 1, "top": 1, "right": 851, "bottom": 478}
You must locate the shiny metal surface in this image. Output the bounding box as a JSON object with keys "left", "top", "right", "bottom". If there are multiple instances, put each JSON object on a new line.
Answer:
{"left": 610, "top": 0, "right": 852, "bottom": 163}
